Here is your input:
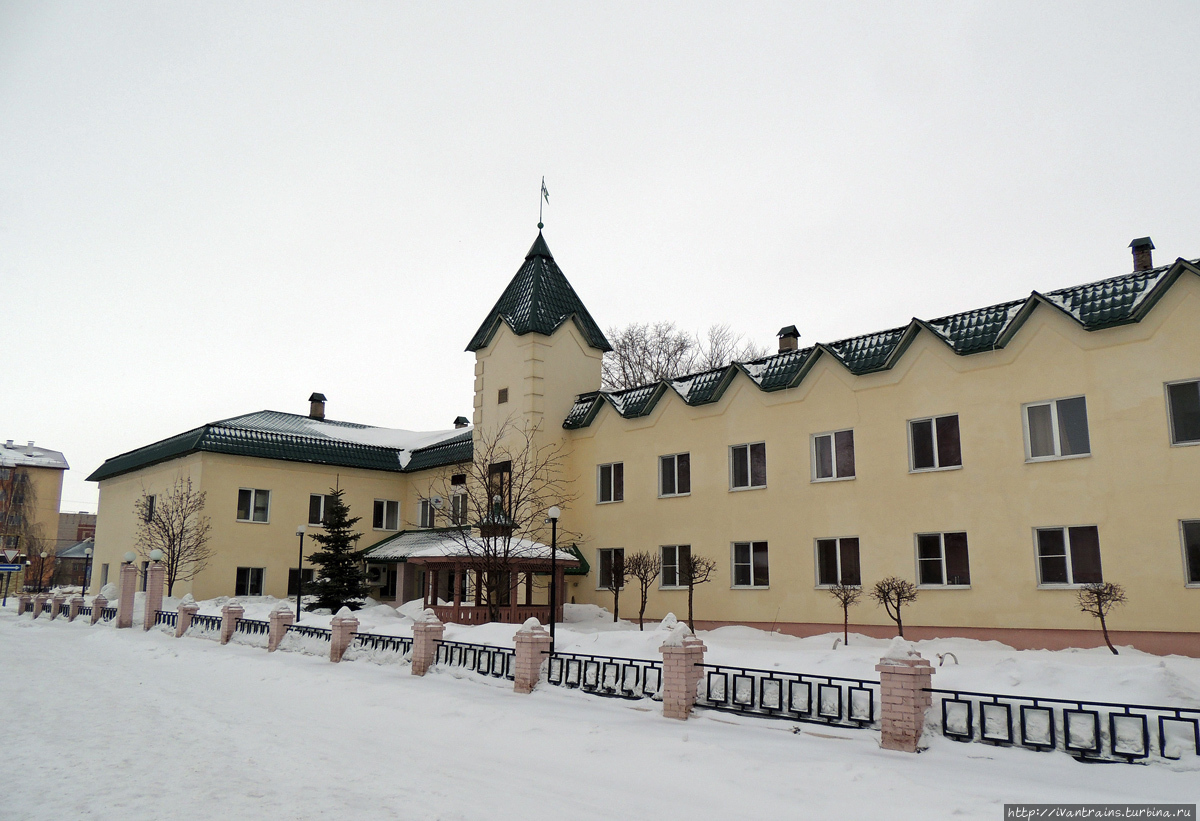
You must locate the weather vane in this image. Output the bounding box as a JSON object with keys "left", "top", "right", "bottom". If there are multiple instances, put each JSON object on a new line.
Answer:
{"left": 538, "top": 177, "right": 549, "bottom": 229}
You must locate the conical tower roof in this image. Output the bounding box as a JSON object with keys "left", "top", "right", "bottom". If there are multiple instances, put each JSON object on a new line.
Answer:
{"left": 466, "top": 233, "right": 612, "bottom": 352}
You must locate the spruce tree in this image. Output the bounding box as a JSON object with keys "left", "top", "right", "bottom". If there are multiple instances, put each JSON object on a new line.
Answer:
{"left": 305, "top": 487, "right": 369, "bottom": 612}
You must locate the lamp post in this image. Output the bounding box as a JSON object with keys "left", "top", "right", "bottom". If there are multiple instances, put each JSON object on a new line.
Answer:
{"left": 295, "top": 525, "right": 306, "bottom": 622}
{"left": 83, "top": 544, "right": 93, "bottom": 596}
{"left": 545, "top": 506, "right": 561, "bottom": 652}
{"left": 39, "top": 551, "right": 48, "bottom": 593}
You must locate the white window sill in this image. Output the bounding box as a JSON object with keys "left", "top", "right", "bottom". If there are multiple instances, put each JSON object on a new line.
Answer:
{"left": 657, "top": 493, "right": 691, "bottom": 499}
{"left": 909, "top": 464, "right": 963, "bottom": 474}
{"left": 236, "top": 519, "right": 270, "bottom": 524}
{"left": 729, "top": 485, "right": 767, "bottom": 492}
{"left": 373, "top": 528, "right": 400, "bottom": 533}
{"left": 1025, "top": 453, "right": 1091, "bottom": 464}
{"left": 814, "top": 584, "right": 862, "bottom": 590}
{"left": 1185, "top": 582, "right": 1200, "bottom": 588}
{"left": 730, "top": 585, "right": 770, "bottom": 590}
{"left": 596, "top": 499, "right": 624, "bottom": 505}
{"left": 917, "top": 584, "right": 972, "bottom": 590}
{"left": 658, "top": 585, "right": 687, "bottom": 591}
{"left": 1036, "top": 583, "right": 1093, "bottom": 590}
{"left": 811, "top": 476, "right": 855, "bottom": 484}
{"left": 1169, "top": 439, "right": 1200, "bottom": 448}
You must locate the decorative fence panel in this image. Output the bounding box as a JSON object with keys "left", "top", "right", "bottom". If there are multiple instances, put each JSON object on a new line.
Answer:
{"left": 546, "top": 652, "right": 662, "bottom": 701}
{"left": 435, "top": 640, "right": 514, "bottom": 680}
{"left": 926, "top": 687, "right": 1200, "bottom": 763}
{"left": 695, "top": 663, "right": 879, "bottom": 729}
{"left": 351, "top": 632, "right": 412, "bottom": 659}
{"left": 154, "top": 610, "right": 177, "bottom": 628}
{"left": 188, "top": 613, "right": 222, "bottom": 638}
{"left": 279, "top": 623, "right": 332, "bottom": 656}
{"left": 232, "top": 618, "right": 270, "bottom": 647}
{"left": 78, "top": 606, "right": 92, "bottom": 619}
{"left": 98, "top": 607, "right": 117, "bottom": 623}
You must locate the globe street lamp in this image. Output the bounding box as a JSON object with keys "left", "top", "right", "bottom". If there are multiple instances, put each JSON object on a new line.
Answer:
{"left": 39, "top": 551, "right": 48, "bottom": 593}
{"left": 545, "top": 506, "right": 561, "bottom": 653}
{"left": 83, "top": 544, "right": 93, "bottom": 596}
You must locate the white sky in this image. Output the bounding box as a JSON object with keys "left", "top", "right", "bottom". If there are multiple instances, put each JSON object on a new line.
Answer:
{"left": 3, "top": 2, "right": 1198, "bottom": 515}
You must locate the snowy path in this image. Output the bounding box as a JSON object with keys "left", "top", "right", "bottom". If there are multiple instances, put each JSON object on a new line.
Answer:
{"left": 1, "top": 611, "right": 1196, "bottom": 820}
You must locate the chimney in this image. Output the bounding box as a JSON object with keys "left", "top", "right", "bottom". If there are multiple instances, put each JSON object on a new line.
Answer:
{"left": 308, "top": 393, "right": 327, "bottom": 420}
{"left": 777, "top": 325, "right": 800, "bottom": 353}
{"left": 454, "top": 416, "right": 470, "bottom": 429}
{"left": 4, "top": 440, "right": 12, "bottom": 448}
{"left": 1130, "top": 237, "right": 1154, "bottom": 272}
{"left": 25, "top": 441, "right": 35, "bottom": 456}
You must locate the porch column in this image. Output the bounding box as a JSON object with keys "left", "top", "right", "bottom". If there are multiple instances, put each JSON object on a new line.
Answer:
{"left": 524, "top": 571, "right": 533, "bottom": 606}
{"left": 508, "top": 571, "right": 519, "bottom": 623}
{"left": 473, "top": 570, "right": 481, "bottom": 606}
{"left": 452, "top": 564, "right": 463, "bottom": 624}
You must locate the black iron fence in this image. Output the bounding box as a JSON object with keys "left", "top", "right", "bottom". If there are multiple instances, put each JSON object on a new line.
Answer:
{"left": 435, "top": 640, "right": 514, "bottom": 680}
{"left": 154, "top": 610, "right": 177, "bottom": 628}
{"left": 190, "top": 613, "right": 222, "bottom": 632}
{"left": 926, "top": 687, "right": 1200, "bottom": 763}
{"left": 78, "top": 605, "right": 92, "bottom": 618}
{"left": 695, "top": 663, "right": 879, "bottom": 729}
{"left": 234, "top": 618, "right": 270, "bottom": 637}
{"left": 546, "top": 652, "right": 663, "bottom": 701}
{"left": 352, "top": 632, "right": 412, "bottom": 655}
{"left": 286, "top": 624, "right": 332, "bottom": 642}
{"left": 99, "top": 607, "right": 117, "bottom": 623}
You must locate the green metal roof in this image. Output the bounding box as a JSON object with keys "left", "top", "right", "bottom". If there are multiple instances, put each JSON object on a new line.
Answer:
{"left": 88, "top": 411, "right": 473, "bottom": 482}
{"left": 466, "top": 233, "right": 612, "bottom": 353}
{"left": 566, "top": 257, "right": 1199, "bottom": 429}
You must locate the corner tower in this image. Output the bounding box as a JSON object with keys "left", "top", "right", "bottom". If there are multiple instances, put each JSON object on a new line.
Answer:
{"left": 467, "top": 232, "right": 610, "bottom": 440}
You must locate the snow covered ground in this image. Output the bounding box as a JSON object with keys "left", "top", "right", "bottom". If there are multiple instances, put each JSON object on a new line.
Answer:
{"left": 2, "top": 599, "right": 1197, "bottom": 820}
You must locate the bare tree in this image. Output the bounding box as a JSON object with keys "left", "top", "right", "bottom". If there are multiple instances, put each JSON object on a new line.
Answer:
{"left": 0, "top": 466, "right": 45, "bottom": 591}
{"left": 133, "top": 477, "right": 213, "bottom": 597}
{"left": 680, "top": 552, "right": 718, "bottom": 633}
{"left": 417, "top": 420, "right": 579, "bottom": 623}
{"left": 601, "top": 321, "right": 768, "bottom": 391}
{"left": 1077, "top": 582, "right": 1127, "bottom": 655}
{"left": 602, "top": 549, "right": 625, "bottom": 623}
{"left": 870, "top": 576, "right": 919, "bottom": 638}
{"left": 828, "top": 582, "right": 863, "bottom": 646}
{"left": 624, "top": 550, "right": 661, "bottom": 630}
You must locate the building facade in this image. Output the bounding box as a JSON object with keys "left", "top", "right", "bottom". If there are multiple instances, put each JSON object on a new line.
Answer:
{"left": 0, "top": 439, "right": 67, "bottom": 593}
{"left": 89, "top": 234, "right": 1200, "bottom": 653}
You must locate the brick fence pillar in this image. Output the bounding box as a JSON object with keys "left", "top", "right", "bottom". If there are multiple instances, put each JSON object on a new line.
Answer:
{"left": 220, "top": 600, "right": 244, "bottom": 645}
{"left": 268, "top": 606, "right": 294, "bottom": 652}
{"left": 660, "top": 627, "right": 707, "bottom": 720}
{"left": 116, "top": 561, "right": 138, "bottom": 628}
{"left": 143, "top": 562, "right": 165, "bottom": 631}
{"left": 176, "top": 599, "right": 199, "bottom": 637}
{"left": 68, "top": 596, "right": 83, "bottom": 622}
{"left": 32, "top": 594, "right": 48, "bottom": 619}
{"left": 50, "top": 594, "right": 65, "bottom": 620}
{"left": 330, "top": 610, "right": 360, "bottom": 663}
{"left": 513, "top": 618, "right": 552, "bottom": 694}
{"left": 90, "top": 594, "right": 108, "bottom": 625}
{"left": 875, "top": 649, "right": 935, "bottom": 753}
{"left": 16, "top": 594, "right": 31, "bottom": 616}
{"left": 410, "top": 610, "right": 444, "bottom": 677}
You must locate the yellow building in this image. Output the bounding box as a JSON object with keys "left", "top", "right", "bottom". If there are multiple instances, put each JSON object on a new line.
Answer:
{"left": 1, "top": 439, "right": 67, "bottom": 592}
{"left": 90, "top": 234, "right": 1200, "bottom": 654}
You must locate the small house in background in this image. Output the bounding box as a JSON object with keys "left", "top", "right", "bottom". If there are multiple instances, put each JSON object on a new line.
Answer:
{"left": 0, "top": 439, "right": 68, "bottom": 593}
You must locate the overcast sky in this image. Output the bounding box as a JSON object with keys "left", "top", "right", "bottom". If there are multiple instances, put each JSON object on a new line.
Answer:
{"left": 3, "top": 1, "right": 1198, "bottom": 515}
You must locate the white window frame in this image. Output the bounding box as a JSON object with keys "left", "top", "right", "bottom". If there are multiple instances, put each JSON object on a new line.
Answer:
{"left": 1022, "top": 396, "right": 1091, "bottom": 462}
{"left": 597, "top": 462, "right": 624, "bottom": 504}
{"left": 810, "top": 430, "right": 855, "bottom": 482}
{"left": 1033, "top": 525, "right": 1103, "bottom": 588}
{"left": 373, "top": 499, "right": 400, "bottom": 531}
{"left": 813, "top": 537, "right": 861, "bottom": 588}
{"left": 659, "top": 544, "right": 690, "bottom": 589}
{"left": 309, "top": 493, "right": 336, "bottom": 527}
{"left": 596, "top": 547, "right": 625, "bottom": 591}
{"left": 730, "top": 541, "right": 769, "bottom": 589}
{"left": 418, "top": 499, "right": 435, "bottom": 529}
{"left": 235, "top": 566, "right": 265, "bottom": 597}
{"left": 236, "top": 488, "right": 271, "bottom": 523}
{"left": 1166, "top": 379, "right": 1200, "bottom": 447}
{"left": 914, "top": 532, "right": 971, "bottom": 588}
{"left": 907, "top": 414, "right": 963, "bottom": 472}
{"left": 728, "top": 443, "right": 767, "bottom": 491}
{"left": 658, "top": 453, "right": 691, "bottom": 498}
{"left": 450, "top": 491, "right": 468, "bottom": 526}
{"left": 1181, "top": 519, "right": 1200, "bottom": 588}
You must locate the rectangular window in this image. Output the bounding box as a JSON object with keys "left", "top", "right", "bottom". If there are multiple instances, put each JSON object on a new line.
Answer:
{"left": 308, "top": 494, "right": 336, "bottom": 526}
{"left": 910, "top": 415, "right": 962, "bottom": 471}
{"left": 660, "top": 545, "right": 691, "bottom": 588}
{"left": 489, "top": 461, "right": 512, "bottom": 513}
{"left": 497, "top": 388, "right": 508, "bottom": 404}
{"left": 373, "top": 499, "right": 399, "bottom": 531}
{"left": 419, "top": 500, "right": 435, "bottom": 529}
{"left": 235, "top": 567, "right": 265, "bottom": 597}
{"left": 732, "top": 541, "right": 769, "bottom": 587}
{"left": 916, "top": 532, "right": 971, "bottom": 586}
{"left": 598, "top": 548, "right": 625, "bottom": 590}
{"left": 1167, "top": 380, "right": 1200, "bottom": 445}
{"left": 1024, "top": 396, "right": 1090, "bottom": 460}
{"left": 730, "top": 443, "right": 767, "bottom": 490}
{"left": 287, "top": 568, "right": 315, "bottom": 596}
{"left": 1036, "top": 526, "right": 1103, "bottom": 585}
{"left": 100, "top": 563, "right": 109, "bottom": 586}
{"left": 659, "top": 453, "right": 691, "bottom": 497}
{"left": 598, "top": 462, "right": 624, "bottom": 503}
{"left": 1182, "top": 520, "right": 1200, "bottom": 585}
{"left": 815, "top": 537, "right": 861, "bottom": 586}
{"left": 236, "top": 489, "right": 270, "bottom": 523}
{"left": 450, "top": 492, "right": 468, "bottom": 526}
{"left": 144, "top": 495, "right": 156, "bottom": 523}
{"left": 812, "top": 430, "right": 855, "bottom": 480}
